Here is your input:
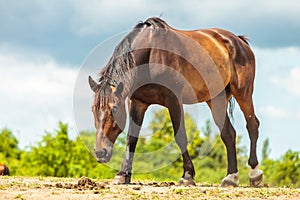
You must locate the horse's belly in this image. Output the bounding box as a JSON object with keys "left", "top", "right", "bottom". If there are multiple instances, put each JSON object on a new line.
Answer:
{"left": 180, "top": 66, "right": 231, "bottom": 104}
{"left": 181, "top": 85, "right": 221, "bottom": 104}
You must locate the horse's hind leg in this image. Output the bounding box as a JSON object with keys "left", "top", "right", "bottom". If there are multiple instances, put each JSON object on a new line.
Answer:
{"left": 233, "top": 92, "right": 263, "bottom": 187}
{"left": 207, "top": 91, "right": 239, "bottom": 187}
{"left": 166, "top": 97, "right": 196, "bottom": 186}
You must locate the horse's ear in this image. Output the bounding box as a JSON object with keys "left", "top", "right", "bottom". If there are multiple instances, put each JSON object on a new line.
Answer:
{"left": 88, "top": 76, "right": 98, "bottom": 92}
{"left": 115, "top": 82, "right": 124, "bottom": 96}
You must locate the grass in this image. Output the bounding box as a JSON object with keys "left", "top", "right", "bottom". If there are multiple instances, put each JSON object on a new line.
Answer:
{"left": 14, "top": 194, "right": 25, "bottom": 200}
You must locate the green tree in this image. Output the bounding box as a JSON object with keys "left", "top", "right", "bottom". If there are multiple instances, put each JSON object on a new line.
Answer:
{"left": 20, "top": 122, "right": 73, "bottom": 176}
{"left": 133, "top": 109, "right": 250, "bottom": 184}
{"left": 262, "top": 138, "right": 271, "bottom": 161}
{"left": 0, "top": 128, "right": 22, "bottom": 175}
{"left": 274, "top": 150, "right": 300, "bottom": 186}
{"left": 147, "top": 108, "right": 203, "bottom": 158}
{"left": 0, "top": 128, "right": 20, "bottom": 159}
{"left": 15, "top": 124, "right": 121, "bottom": 178}
{"left": 262, "top": 149, "right": 300, "bottom": 187}
{"left": 68, "top": 130, "right": 117, "bottom": 178}
{"left": 133, "top": 109, "right": 203, "bottom": 175}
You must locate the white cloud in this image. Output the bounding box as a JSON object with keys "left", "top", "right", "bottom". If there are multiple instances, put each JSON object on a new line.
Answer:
{"left": 0, "top": 49, "right": 79, "bottom": 148}
{"left": 68, "top": 0, "right": 165, "bottom": 36}
{"left": 67, "top": 0, "right": 300, "bottom": 37}
{"left": 3, "top": 0, "right": 299, "bottom": 39}
{"left": 271, "top": 67, "right": 300, "bottom": 98}
{"left": 1, "top": 0, "right": 300, "bottom": 158}
{"left": 254, "top": 47, "right": 300, "bottom": 72}
{"left": 258, "top": 106, "right": 290, "bottom": 119}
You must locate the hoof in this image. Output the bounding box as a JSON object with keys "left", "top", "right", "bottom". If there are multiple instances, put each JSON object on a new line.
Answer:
{"left": 112, "top": 174, "right": 131, "bottom": 185}
{"left": 249, "top": 167, "right": 263, "bottom": 187}
{"left": 221, "top": 172, "right": 239, "bottom": 187}
{"left": 178, "top": 172, "right": 196, "bottom": 186}
{"left": 178, "top": 178, "right": 196, "bottom": 186}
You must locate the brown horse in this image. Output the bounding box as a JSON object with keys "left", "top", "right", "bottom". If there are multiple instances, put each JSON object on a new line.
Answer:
{"left": 89, "top": 17, "right": 263, "bottom": 187}
{"left": 0, "top": 164, "right": 9, "bottom": 176}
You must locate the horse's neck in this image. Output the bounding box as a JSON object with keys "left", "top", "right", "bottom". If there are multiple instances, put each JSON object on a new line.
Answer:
{"left": 111, "top": 49, "right": 144, "bottom": 98}
{"left": 109, "top": 69, "right": 134, "bottom": 99}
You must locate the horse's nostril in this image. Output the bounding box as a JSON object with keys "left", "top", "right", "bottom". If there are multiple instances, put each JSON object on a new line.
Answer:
{"left": 95, "top": 148, "right": 107, "bottom": 158}
{"left": 101, "top": 148, "right": 107, "bottom": 157}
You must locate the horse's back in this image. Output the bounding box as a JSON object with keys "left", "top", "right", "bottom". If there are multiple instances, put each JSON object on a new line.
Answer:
{"left": 178, "top": 27, "right": 256, "bottom": 91}
{"left": 172, "top": 28, "right": 235, "bottom": 102}
{"left": 209, "top": 28, "right": 256, "bottom": 90}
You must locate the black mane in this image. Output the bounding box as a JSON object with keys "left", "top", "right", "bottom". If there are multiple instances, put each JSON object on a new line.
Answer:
{"left": 99, "top": 28, "right": 139, "bottom": 86}
{"left": 134, "top": 17, "right": 170, "bottom": 29}
{"left": 99, "top": 17, "right": 169, "bottom": 87}
{"left": 144, "top": 17, "right": 170, "bottom": 29}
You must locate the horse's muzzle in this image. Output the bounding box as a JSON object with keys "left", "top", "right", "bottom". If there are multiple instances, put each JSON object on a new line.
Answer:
{"left": 94, "top": 148, "right": 112, "bottom": 163}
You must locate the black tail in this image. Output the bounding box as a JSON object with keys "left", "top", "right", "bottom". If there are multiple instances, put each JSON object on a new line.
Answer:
{"left": 238, "top": 35, "right": 250, "bottom": 46}
{"left": 228, "top": 97, "right": 235, "bottom": 125}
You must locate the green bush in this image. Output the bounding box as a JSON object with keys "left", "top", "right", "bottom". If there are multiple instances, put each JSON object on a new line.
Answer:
{"left": 0, "top": 111, "right": 298, "bottom": 187}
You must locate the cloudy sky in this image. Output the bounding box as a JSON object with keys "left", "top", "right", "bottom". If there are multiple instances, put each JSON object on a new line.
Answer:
{"left": 0, "top": 0, "right": 299, "bottom": 160}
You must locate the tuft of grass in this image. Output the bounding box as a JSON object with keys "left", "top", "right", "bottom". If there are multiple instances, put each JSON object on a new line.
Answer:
{"left": 11, "top": 181, "right": 23, "bottom": 187}
{"left": 14, "top": 194, "right": 25, "bottom": 200}
{"left": 28, "top": 183, "right": 42, "bottom": 189}
{"left": 0, "top": 184, "right": 11, "bottom": 190}
{"left": 173, "top": 188, "right": 184, "bottom": 194}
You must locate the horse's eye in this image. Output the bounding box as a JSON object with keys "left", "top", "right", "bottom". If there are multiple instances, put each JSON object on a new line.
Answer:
{"left": 111, "top": 106, "right": 117, "bottom": 114}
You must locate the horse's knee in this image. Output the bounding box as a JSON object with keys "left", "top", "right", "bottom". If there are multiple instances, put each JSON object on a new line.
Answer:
{"left": 246, "top": 115, "right": 259, "bottom": 132}
{"left": 255, "top": 116, "right": 260, "bottom": 127}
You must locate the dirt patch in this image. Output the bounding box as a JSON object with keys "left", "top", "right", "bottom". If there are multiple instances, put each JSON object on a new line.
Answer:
{"left": 49, "top": 177, "right": 176, "bottom": 191}
{"left": 0, "top": 176, "right": 299, "bottom": 200}
{"left": 52, "top": 176, "right": 106, "bottom": 191}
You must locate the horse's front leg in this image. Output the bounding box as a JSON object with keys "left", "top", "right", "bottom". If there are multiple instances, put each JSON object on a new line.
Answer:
{"left": 112, "top": 98, "right": 148, "bottom": 184}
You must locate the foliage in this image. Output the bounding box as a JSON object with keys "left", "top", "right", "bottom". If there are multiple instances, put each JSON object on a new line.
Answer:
{"left": 0, "top": 110, "right": 299, "bottom": 187}
{"left": 262, "top": 138, "right": 271, "bottom": 161}
{"left": 133, "top": 109, "right": 204, "bottom": 175}
{"left": 0, "top": 128, "right": 20, "bottom": 159}
{"left": 134, "top": 108, "right": 249, "bottom": 184}
{"left": 0, "top": 128, "right": 22, "bottom": 175}
{"left": 18, "top": 123, "right": 73, "bottom": 176}
{"left": 8, "top": 123, "right": 116, "bottom": 178}
{"left": 68, "top": 131, "right": 117, "bottom": 178}
{"left": 261, "top": 139, "right": 300, "bottom": 187}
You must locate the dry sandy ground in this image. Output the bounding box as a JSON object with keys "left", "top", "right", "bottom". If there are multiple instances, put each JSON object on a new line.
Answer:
{"left": 0, "top": 176, "right": 299, "bottom": 200}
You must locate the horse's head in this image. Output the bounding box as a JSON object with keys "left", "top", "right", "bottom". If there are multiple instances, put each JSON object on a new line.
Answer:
{"left": 87, "top": 18, "right": 169, "bottom": 163}
{"left": 89, "top": 76, "right": 126, "bottom": 163}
